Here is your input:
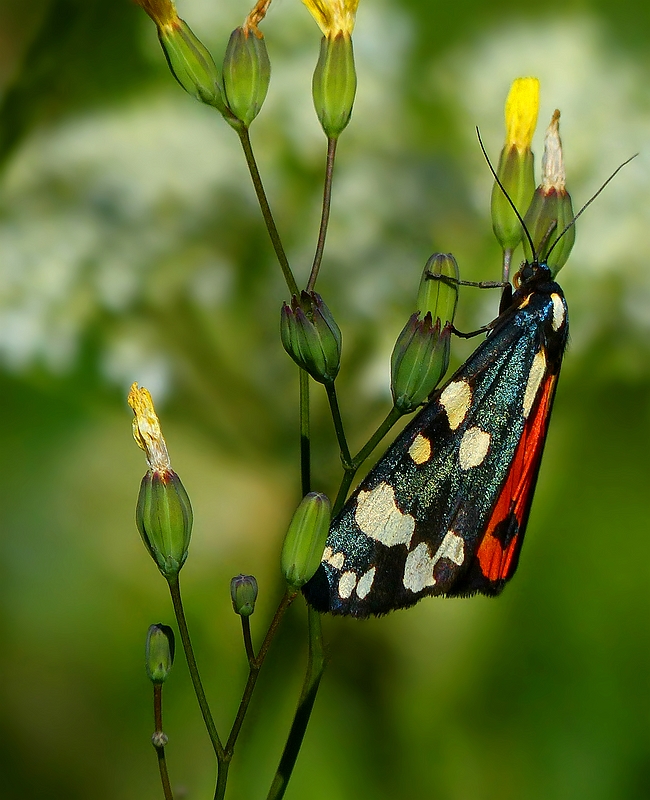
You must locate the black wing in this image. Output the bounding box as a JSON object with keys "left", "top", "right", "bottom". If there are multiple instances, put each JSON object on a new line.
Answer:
{"left": 303, "top": 281, "right": 568, "bottom": 617}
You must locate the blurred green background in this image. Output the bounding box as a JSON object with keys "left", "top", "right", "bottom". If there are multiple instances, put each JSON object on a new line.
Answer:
{"left": 0, "top": 0, "right": 649, "bottom": 798}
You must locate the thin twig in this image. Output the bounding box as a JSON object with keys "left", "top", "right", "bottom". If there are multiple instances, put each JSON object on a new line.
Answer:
{"left": 266, "top": 606, "right": 326, "bottom": 800}
{"left": 153, "top": 684, "right": 175, "bottom": 800}
{"left": 167, "top": 578, "right": 224, "bottom": 760}
{"left": 237, "top": 128, "right": 299, "bottom": 296}
{"left": 306, "top": 137, "right": 338, "bottom": 292}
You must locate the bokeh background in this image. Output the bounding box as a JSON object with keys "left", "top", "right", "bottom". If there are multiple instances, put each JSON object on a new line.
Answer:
{"left": 0, "top": 0, "right": 649, "bottom": 798}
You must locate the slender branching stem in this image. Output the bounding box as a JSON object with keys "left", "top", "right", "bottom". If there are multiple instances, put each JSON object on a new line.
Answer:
{"left": 306, "top": 137, "right": 338, "bottom": 293}
{"left": 333, "top": 405, "right": 404, "bottom": 514}
{"left": 266, "top": 606, "right": 326, "bottom": 800}
{"left": 300, "top": 370, "right": 311, "bottom": 496}
{"left": 167, "top": 577, "right": 224, "bottom": 761}
{"left": 225, "top": 591, "right": 298, "bottom": 755}
{"left": 237, "top": 128, "right": 299, "bottom": 296}
{"left": 153, "top": 684, "right": 174, "bottom": 800}
{"left": 325, "top": 381, "right": 353, "bottom": 470}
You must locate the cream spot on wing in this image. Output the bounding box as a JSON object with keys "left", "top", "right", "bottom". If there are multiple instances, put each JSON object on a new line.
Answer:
{"left": 403, "top": 542, "right": 436, "bottom": 592}
{"left": 403, "top": 531, "right": 466, "bottom": 593}
{"left": 355, "top": 482, "right": 416, "bottom": 547}
{"left": 338, "top": 571, "right": 357, "bottom": 599}
{"left": 322, "top": 546, "right": 333, "bottom": 562}
{"left": 356, "top": 567, "right": 376, "bottom": 599}
{"left": 458, "top": 427, "right": 491, "bottom": 470}
{"left": 327, "top": 551, "right": 345, "bottom": 570}
{"left": 551, "top": 293, "right": 565, "bottom": 331}
{"left": 439, "top": 380, "right": 472, "bottom": 430}
{"left": 523, "top": 349, "right": 547, "bottom": 418}
{"left": 409, "top": 433, "right": 432, "bottom": 465}
{"left": 436, "top": 530, "right": 465, "bottom": 566}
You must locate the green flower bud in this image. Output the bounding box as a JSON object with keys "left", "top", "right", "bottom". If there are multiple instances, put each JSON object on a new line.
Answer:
{"left": 230, "top": 574, "right": 259, "bottom": 617}
{"left": 391, "top": 314, "right": 451, "bottom": 413}
{"left": 134, "top": 0, "right": 229, "bottom": 114}
{"left": 222, "top": 27, "right": 271, "bottom": 128}
{"left": 491, "top": 78, "right": 539, "bottom": 252}
{"left": 158, "top": 21, "right": 228, "bottom": 113}
{"left": 492, "top": 146, "right": 535, "bottom": 253}
{"left": 312, "top": 33, "right": 357, "bottom": 139}
{"left": 522, "top": 110, "right": 575, "bottom": 276}
{"left": 280, "top": 292, "right": 342, "bottom": 384}
{"left": 129, "top": 384, "right": 194, "bottom": 581}
{"left": 146, "top": 623, "right": 175, "bottom": 684}
{"left": 417, "top": 253, "right": 460, "bottom": 327}
{"left": 137, "top": 469, "right": 193, "bottom": 580}
{"left": 281, "top": 492, "right": 331, "bottom": 589}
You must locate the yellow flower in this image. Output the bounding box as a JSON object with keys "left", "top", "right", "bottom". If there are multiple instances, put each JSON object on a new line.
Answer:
{"left": 504, "top": 77, "right": 540, "bottom": 153}
{"left": 127, "top": 383, "right": 171, "bottom": 473}
{"left": 301, "top": 0, "right": 360, "bottom": 38}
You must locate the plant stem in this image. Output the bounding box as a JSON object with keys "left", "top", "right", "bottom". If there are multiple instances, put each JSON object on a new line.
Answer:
{"left": 333, "top": 405, "right": 404, "bottom": 515}
{"left": 167, "top": 577, "right": 224, "bottom": 761}
{"left": 241, "top": 616, "right": 255, "bottom": 665}
{"left": 300, "top": 370, "right": 311, "bottom": 496}
{"left": 266, "top": 605, "right": 326, "bottom": 800}
{"left": 225, "top": 590, "right": 298, "bottom": 756}
{"left": 238, "top": 128, "right": 299, "bottom": 296}
{"left": 153, "top": 684, "right": 174, "bottom": 800}
{"left": 325, "top": 381, "right": 352, "bottom": 470}
{"left": 214, "top": 762, "right": 230, "bottom": 800}
{"left": 306, "top": 137, "right": 338, "bottom": 293}
{"left": 502, "top": 247, "right": 513, "bottom": 284}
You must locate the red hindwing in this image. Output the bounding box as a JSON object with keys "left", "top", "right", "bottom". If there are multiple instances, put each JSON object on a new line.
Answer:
{"left": 477, "top": 372, "right": 558, "bottom": 582}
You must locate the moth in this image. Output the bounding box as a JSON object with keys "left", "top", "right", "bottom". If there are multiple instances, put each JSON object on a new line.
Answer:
{"left": 303, "top": 258, "right": 568, "bottom": 616}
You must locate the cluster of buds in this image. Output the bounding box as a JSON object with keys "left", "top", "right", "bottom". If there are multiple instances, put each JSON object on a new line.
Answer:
{"left": 390, "top": 253, "right": 459, "bottom": 413}
{"left": 280, "top": 291, "right": 342, "bottom": 384}
{"left": 281, "top": 492, "right": 331, "bottom": 589}
{"left": 491, "top": 77, "right": 576, "bottom": 277}
{"left": 135, "top": 0, "right": 361, "bottom": 138}
{"left": 134, "top": 0, "right": 271, "bottom": 129}
{"left": 128, "top": 384, "right": 193, "bottom": 581}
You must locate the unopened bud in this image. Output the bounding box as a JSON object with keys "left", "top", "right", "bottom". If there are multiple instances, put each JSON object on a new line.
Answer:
{"left": 491, "top": 77, "right": 539, "bottom": 252}
{"left": 230, "top": 574, "right": 259, "bottom": 617}
{"left": 134, "top": 0, "right": 228, "bottom": 113}
{"left": 417, "top": 253, "right": 460, "bottom": 327}
{"left": 523, "top": 110, "right": 575, "bottom": 275}
{"left": 129, "top": 384, "right": 193, "bottom": 580}
{"left": 137, "top": 469, "right": 193, "bottom": 579}
{"left": 312, "top": 34, "right": 357, "bottom": 139}
{"left": 391, "top": 314, "right": 451, "bottom": 413}
{"left": 222, "top": 26, "right": 271, "bottom": 128}
{"left": 280, "top": 292, "right": 342, "bottom": 384}
{"left": 146, "top": 623, "right": 175, "bottom": 684}
{"left": 281, "top": 492, "right": 331, "bottom": 588}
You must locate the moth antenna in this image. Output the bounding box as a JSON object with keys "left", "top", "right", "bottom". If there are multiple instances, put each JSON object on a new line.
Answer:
{"left": 545, "top": 153, "right": 638, "bottom": 262}
{"left": 476, "top": 126, "right": 538, "bottom": 263}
